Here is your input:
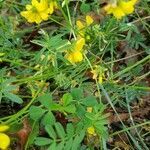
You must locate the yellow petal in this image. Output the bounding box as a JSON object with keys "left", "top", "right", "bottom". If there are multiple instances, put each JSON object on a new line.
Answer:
{"left": 26, "top": 4, "right": 32, "bottom": 10}
{"left": 20, "top": 11, "right": 29, "bottom": 17}
{"left": 37, "top": 0, "right": 48, "bottom": 12}
{"left": 40, "top": 12, "right": 49, "bottom": 20}
{"left": 119, "top": 1, "right": 135, "bottom": 15}
{"left": 53, "top": 1, "right": 58, "bottom": 8}
{"left": 76, "top": 20, "right": 84, "bottom": 30}
{"left": 86, "top": 15, "right": 93, "bottom": 26}
{"left": 72, "top": 51, "right": 83, "bottom": 63}
{"left": 49, "top": 2, "right": 54, "bottom": 14}
{"left": 0, "top": 133, "right": 10, "bottom": 150}
{"left": 131, "top": 0, "right": 138, "bottom": 5}
{"left": 66, "top": 51, "right": 83, "bottom": 63}
{"left": 35, "top": 14, "right": 42, "bottom": 23}
{"left": 113, "top": 7, "right": 125, "bottom": 19}
{"left": 32, "top": 0, "right": 39, "bottom": 7}
{"left": 74, "top": 38, "right": 85, "bottom": 51}
{"left": 0, "top": 125, "right": 9, "bottom": 132}
{"left": 87, "top": 126, "right": 96, "bottom": 136}
{"left": 104, "top": 4, "right": 114, "bottom": 14}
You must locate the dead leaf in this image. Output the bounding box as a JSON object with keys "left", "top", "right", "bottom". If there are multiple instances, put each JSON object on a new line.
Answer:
{"left": 17, "top": 118, "right": 31, "bottom": 150}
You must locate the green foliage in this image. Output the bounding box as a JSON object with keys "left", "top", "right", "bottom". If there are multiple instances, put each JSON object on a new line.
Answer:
{"left": 0, "top": 78, "right": 23, "bottom": 104}
{"left": 0, "top": 0, "right": 150, "bottom": 149}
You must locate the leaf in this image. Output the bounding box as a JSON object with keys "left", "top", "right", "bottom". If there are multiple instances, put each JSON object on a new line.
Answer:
{"left": 4, "top": 92, "right": 23, "bottom": 104}
{"left": 56, "top": 141, "right": 64, "bottom": 150}
{"left": 55, "top": 122, "right": 66, "bottom": 139}
{"left": 71, "top": 88, "right": 83, "bottom": 100}
{"left": 29, "top": 106, "right": 46, "bottom": 121}
{"left": 82, "top": 96, "right": 98, "bottom": 106}
{"left": 0, "top": 92, "right": 2, "bottom": 103}
{"left": 48, "top": 141, "right": 56, "bottom": 150}
{"left": 64, "top": 104, "right": 76, "bottom": 114}
{"left": 45, "top": 124, "right": 57, "bottom": 139}
{"left": 34, "top": 137, "right": 51, "bottom": 146}
{"left": 76, "top": 105, "right": 86, "bottom": 118}
{"left": 28, "top": 121, "right": 39, "bottom": 146}
{"left": 85, "top": 112, "right": 95, "bottom": 120}
{"left": 71, "top": 131, "right": 85, "bottom": 150}
{"left": 17, "top": 118, "right": 31, "bottom": 149}
{"left": 38, "top": 93, "right": 52, "bottom": 109}
{"left": 64, "top": 138, "right": 73, "bottom": 150}
{"left": 42, "top": 111, "right": 56, "bottom": 126}
{"left": 62, "top": 93, "right": 73, "bottom": 106}
{"left": 80, "top": 2, "right": 91, "bottom": 14}
{"left": 66, "top": 123, "right": 74, "bottom": 138}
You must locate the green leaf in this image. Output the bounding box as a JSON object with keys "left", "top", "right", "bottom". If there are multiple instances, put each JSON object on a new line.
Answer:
{"left": 34, "top": 137, "right": 51, "bottom": 146}
{"left": 66, "top": 123, "right": 74, "bottom": 138}
{"left": 38, "top": 93, "right": 52, "bottom": 109}
{"left": 64, "top": 138, "right": 73, "bottom": 150}
{"left": 4, "top": 92, "right": 23, "bottom": 104}
{"left": 80, "top": 3, "right": 91, "bottom": 14}
{"left": 28, "top": 121, "right": 39, "bottom": 146}
{"left": 55, "top": 122, "right": 66, "bottom": 139}
{"left": 71, "top": 131, "right": 85, "bottom": 150}
{"left": 76, "top": 105, "right": 86, "bottom": 118}
{"left": 0, "top": 92, "right": 2, "bottom": 103}
{"left": 42, "top": 111, "right": 56, "bottom": 126}
{"left": 56, "top": 141, "right": 64, "bottom": 150}
{"left": 29, "top": 106, "right": 46, "bottom": 121}
{"left": 48, "top": 142, "right": 56, "bottom": 150}
{"left": 82, "top": 96, "right": 98, "bottom": 106}
{"left": 85, "top": 112, "right": 95, "bottom": 120}
{"left": 71, "top": 88, "right": 83, "bottom": 100}
{"left": 64, "top": 104, "right": 76, "bottom": 114}
{"left": 45, "top": 124, "right": 57, "bottom": 139}
{"left": 62, "top": 93, "right": 73, "bottom": 106}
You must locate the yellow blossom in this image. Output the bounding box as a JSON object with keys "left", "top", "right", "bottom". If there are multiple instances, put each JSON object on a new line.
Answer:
{"left": 104, "top": 0, "right": 138, "bottom": 19}
{"left": 0, "top": 125, "right": 10, "bottom": 150}
{"left": 87, "top": 107, "right": 93, "bottom": 113}
{"left": 87, "top": 126, "right": 96, "bottom": 136}
{"left": 65, "top": 38, "right": 85, "bottom": 64}
{"left": 76, "top": 15, "right": 93, "bottom": 38}
{"left": 21, "top": 0, "right": 57, "bottom": 24}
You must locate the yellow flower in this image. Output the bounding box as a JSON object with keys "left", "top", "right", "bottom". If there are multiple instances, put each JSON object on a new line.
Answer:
{"left": 0, "top": 125, "right": 10, "bottom": 150}
{"left": 87, "top": 107, "right": 93, "bottom": 113}
{"left": 104, "top": 0, "right": 138, "bottom": 19}
{"left": 65, "top": 38, "right": 85, "bottom": 64}
{"left": 76, "top": 15, "right": 93, "bottom": 38}
{"left": 21, "top": 0, "right": 57, "bottom": 24}
{"left": 87, "top": 126, "right": 96, "bottom": 136}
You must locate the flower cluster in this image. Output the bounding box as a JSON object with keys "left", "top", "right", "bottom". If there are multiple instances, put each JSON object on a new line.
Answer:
{"left": 65, "top": 15, "right": 93, "bottom": 64}
{"left": 104, "top": 0, "right": 138, "bottom": 19}
{"left": 21, "top": 0, "right": 57, "bottom": 24}
{"left": 76, "top": 15, "right": 94, "bottom": 39}
{"left": 0, "top": 125, "right": 10, "bottom": 150}
{"left": 65, "top": 38, "right": 85, "bottom": 64}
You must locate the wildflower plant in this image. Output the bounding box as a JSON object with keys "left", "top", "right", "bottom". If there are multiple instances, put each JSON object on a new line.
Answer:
{"left": 0, "top": 0, "right": 150, "bottom": 149}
